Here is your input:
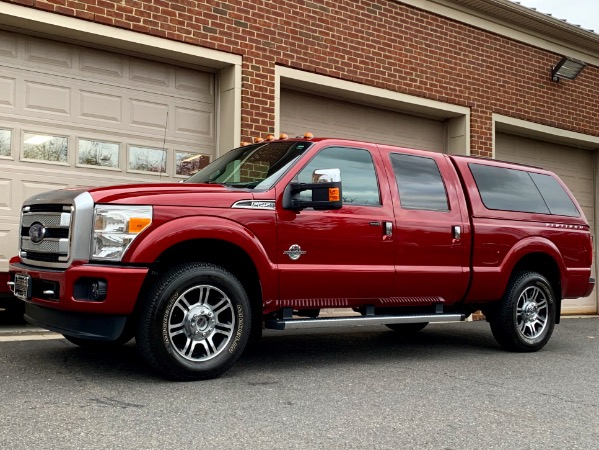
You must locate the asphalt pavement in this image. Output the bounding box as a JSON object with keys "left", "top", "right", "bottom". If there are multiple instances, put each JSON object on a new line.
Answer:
{"left": 1, "top": 318, "right": 598, "bottom": 449}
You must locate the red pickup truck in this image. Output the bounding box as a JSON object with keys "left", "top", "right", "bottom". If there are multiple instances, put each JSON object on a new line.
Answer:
{"left": 8, "top": 137, "right": 595, "bottom": 380}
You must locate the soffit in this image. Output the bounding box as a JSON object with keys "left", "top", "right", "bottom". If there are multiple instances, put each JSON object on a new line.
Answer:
{"left": 452, "top": 0, "right": 599, "bottom": 46}
{"left": 400, "top": 0, "right": 599, "bottom": 63}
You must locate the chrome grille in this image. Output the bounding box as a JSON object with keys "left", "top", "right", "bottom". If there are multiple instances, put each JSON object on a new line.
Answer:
{"left": 20, "top": 238, "right": 66, "bottom": 253}
{"left": 20, "top": 205, "right": 72, "bottom": 265}
{"left": 22, "top": 213, "right": 70, "bottom": 228}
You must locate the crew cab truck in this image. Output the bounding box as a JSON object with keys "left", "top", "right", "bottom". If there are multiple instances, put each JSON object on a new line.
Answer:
{"left": 8, "top": 137, "right": 595, "bottom": 380}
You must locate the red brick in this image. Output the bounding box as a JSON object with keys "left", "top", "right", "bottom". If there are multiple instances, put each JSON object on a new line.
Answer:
{"left": 0, "top": 0, "right": 596, "bottom": 144}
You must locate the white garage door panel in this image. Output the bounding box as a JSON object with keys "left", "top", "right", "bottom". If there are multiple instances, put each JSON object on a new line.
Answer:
{"left": 496, "top": 132, "right": 596, "bottom": 314}
{"left": 280, "top": 89, "right": 446, "bottom": 152}
{"left": 1, "top": 68, "right": 214, "bottom": 146}
{"left": 0, "top": 30, "right": 216, "bottom": 274}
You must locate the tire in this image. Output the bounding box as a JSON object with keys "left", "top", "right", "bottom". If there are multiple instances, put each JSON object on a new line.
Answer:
{"left": 136, "top": 263, "right": 251, "bottom": 381}
{"left": 489, "top": 271, "right": 556, "bottom": 352}
{"left": 63, "top": 333, "right": 132, "bottom": 349}
{"left": 385, "top": 322, "right": 428, "bottom": 333}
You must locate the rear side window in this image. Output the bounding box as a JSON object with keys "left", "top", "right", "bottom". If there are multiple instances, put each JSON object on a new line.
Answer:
{"left": 390, "top": 153, "right": 449, "bottom": 211}
{"left": 530, "top": 173, "right": 579, "bottom": 217}
{"left": 469, "top": 164, "right": 579, "bottom": 217}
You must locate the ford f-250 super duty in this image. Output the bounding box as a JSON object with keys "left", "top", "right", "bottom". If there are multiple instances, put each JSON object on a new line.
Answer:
{"left": 8, "top": 137, "right": 595, "bottom": 380}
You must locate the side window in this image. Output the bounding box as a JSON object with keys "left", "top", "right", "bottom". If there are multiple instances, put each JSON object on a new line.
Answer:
{"left": 297, "top": 147, "right": 381, "bottom": 206}
{"left": 390, "top": 153, "right": 449, "bottom": 211}
{"left": 469, "top": 164, "right": 554, "bottom": 215}
{"left": 529, "top": 173, "right": 579, "bottom": 217}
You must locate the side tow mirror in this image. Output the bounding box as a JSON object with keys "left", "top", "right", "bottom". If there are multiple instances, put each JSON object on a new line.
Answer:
{"left": 283, "top": 168, "right": 342, "bottom": 211}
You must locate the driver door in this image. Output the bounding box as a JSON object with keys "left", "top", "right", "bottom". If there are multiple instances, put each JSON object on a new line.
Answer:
{"left": 276, "top": 144, "right": 395, "bottom": 308}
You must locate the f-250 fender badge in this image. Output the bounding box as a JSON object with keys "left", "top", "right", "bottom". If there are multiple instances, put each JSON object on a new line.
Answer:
{"left": 284, "top": 244, "right": 306, "bottom": 261}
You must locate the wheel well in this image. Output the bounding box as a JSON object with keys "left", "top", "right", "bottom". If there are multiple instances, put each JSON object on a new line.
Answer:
{"left": 511, "top": 252, "right": 562, "bottom": 322}
{"left": 137, "top": 239, "right": 263, "bottom": 339}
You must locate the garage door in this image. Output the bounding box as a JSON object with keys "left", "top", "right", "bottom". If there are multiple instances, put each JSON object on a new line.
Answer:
{"left": 0, "top": 30, "right": 215, "bottom": 274}
{"left": 496, "top": 132, "right": 596, "bottom": 314}
{"left": 280, "top": 89, "right": 446, "bottom": 152}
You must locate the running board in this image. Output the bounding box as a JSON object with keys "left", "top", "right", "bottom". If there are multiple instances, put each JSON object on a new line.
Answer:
{"left": 265, "top": 313, "right": 465, "bottom": 330}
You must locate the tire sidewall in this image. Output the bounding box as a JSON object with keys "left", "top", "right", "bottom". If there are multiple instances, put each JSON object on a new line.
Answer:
{"left": 509, "top": 273, "right": 555, "bottom": 349}
{"left": 149, "top": 266, "right": 250, "bottom": 378}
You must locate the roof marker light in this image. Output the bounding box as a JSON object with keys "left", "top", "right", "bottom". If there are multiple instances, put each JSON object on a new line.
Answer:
{"left": 304, "top": 132, "right": 314, "bottom": 139}
{"left": 279, "top": 133, "right": 288, "bottom": 139}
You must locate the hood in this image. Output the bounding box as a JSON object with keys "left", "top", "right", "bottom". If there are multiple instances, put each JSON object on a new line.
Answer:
{"left": 87, "top": 183, "right": 256, "bottom": 208}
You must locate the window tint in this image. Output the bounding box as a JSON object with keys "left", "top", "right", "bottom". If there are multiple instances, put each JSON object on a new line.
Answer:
{"left": 470, "top": 164, "right": 550, "bottom": 214}
{"left": 390, "top": 153, "right": 449, "bottom": 211}
{"left": 530, "top": 173, "right": 579, "bottom": 217}
{"left": 297, "top": 147, "right": 381, "bottom": 206}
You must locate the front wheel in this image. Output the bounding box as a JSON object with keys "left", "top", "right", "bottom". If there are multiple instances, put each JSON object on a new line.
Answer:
{"left": 136, "top": 263, "right": 251, "bottom": 381}
{"left": 489, "top": 271, "right": 556, "bottom": 352}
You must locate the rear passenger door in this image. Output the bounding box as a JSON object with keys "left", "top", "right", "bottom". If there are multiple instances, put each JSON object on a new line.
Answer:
{"left": 381, "top": 147, "right": 471, "bottom": 304}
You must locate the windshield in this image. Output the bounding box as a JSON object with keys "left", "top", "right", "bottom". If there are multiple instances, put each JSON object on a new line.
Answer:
{"left": 184, "top": 141, "right": 312, "bottom": 189}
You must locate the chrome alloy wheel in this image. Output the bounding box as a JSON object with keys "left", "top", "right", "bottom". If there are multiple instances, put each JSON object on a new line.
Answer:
{"left": 168, "top": 285, "right": 235, "bottom": 362}
{"left": 516, "top": 285, "right": 548, "bottom": 341}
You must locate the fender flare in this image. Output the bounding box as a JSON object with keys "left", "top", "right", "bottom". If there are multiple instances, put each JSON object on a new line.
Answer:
{"left": 123, "top": 215, "right": 277, "bottom": 297}
{"left": 498, "top": 236, "right": 567, "bottom": 296}
{"left": 468, "top": 236, "right": 567, "bottom": 305}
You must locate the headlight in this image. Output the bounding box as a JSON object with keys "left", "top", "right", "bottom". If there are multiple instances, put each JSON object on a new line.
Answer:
{"left": 92, "top": 205, "right": 152, "bottom": 261}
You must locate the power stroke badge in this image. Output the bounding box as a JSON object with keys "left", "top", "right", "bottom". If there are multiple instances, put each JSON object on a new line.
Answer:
{"left": 283, "top": 244, "right": 306, "bottom": 261}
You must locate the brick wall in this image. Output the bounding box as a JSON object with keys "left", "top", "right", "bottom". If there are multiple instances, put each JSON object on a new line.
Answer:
{"left": 6, "top": 0, "right": 598, "bottom": 157}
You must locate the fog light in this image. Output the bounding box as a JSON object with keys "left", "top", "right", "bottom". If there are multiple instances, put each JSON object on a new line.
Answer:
{"left": 89, "top": 280, "right": 107, "bottom": 301}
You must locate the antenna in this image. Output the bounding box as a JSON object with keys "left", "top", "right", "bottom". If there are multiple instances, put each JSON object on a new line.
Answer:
{"left": 160, "top": 110, "right": 169, "bottom": 181}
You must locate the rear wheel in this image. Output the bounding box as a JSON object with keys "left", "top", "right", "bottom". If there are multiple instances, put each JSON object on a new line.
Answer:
{"left": 489, "top": 271, "right": 556, "bottom": 352}
{"left": 385, "top": 322, "right": 428, "bottom": 333}
{"left": 136, "top": 263, "right": 251, "bottom": 381}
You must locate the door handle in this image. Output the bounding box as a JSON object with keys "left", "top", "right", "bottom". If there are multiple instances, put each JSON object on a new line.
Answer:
{"left": 369, "top": 221, "right": 393, "bottom": 240}
{"left": 384, "top": 222, "right": 393, "bottom": 237}
{"left": 452, "top": 225, "right": 461, "bottom": 241}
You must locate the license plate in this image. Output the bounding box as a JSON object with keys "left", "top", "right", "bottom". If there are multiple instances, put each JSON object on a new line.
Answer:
{"left": 14, "top": 274, "right": 32, "bottom": 301}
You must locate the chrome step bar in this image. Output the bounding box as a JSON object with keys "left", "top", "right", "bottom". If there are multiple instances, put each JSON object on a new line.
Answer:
{"left": 265, "top": 313, "right": 465, "bottom": 330}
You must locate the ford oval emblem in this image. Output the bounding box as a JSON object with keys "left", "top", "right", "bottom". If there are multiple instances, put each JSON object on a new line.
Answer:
{"left": 29, "top": 222, "right": 46, "bottom": 244}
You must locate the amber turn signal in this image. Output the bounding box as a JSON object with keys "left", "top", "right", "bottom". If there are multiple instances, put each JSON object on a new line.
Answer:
{"left": 328, "top": 188, "right": 340, "bottom": 202}
{"left": 128, "top": 217, "right": 152, "bottom": 233}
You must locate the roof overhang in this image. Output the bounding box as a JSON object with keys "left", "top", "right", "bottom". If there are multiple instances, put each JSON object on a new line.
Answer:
{"left": 400, "top": 0, "right": 599, "bottom": 64}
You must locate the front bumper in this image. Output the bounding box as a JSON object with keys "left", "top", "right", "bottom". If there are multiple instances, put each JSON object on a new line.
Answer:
{"left": 25, "top": 303, "right": 127, "bottom": 340}
{"left": 9, "top": 260, "right": 148, "bottom": 315}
